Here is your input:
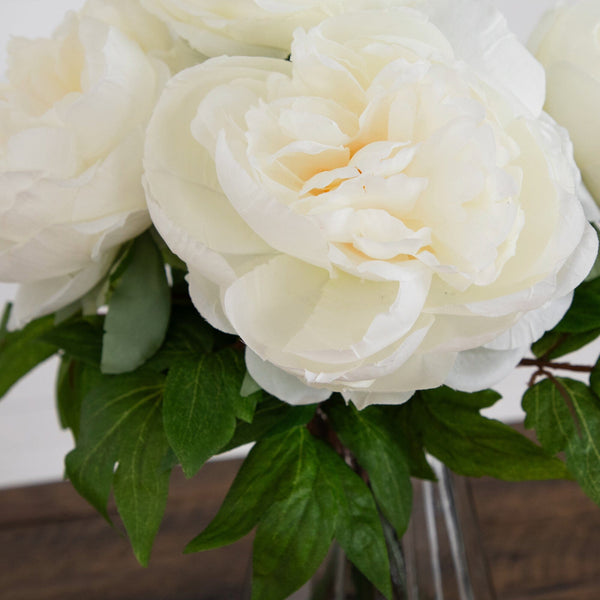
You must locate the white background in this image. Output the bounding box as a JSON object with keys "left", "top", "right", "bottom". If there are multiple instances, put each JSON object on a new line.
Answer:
{"left": 0, "top": 0, "right": 594, "bottom": 488}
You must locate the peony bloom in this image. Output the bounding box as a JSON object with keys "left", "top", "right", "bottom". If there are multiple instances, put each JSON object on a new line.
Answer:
{"left": 144, "top": 2, "right": 597, "bottom": 408}
{"left": 530, "top": 0, "right": 600, "bottom": 205}
{"left": 0, "top": 0, "right": 199, "bottom": 327}
{"left": 141, "top": 0, "right": 404, "bottom": 58}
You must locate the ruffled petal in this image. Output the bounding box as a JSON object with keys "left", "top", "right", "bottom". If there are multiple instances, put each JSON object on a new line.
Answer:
{"left": 9, "top": 251, "right": 116, "bottom": 328}
{"left": 246, "top": 348, "right": 331, "bottom": 406}
{"left": 444, "top": 345, "right": 525, "bottom": 393}
{"left": 427, "top": 0, "right": 545, "bottom": 118}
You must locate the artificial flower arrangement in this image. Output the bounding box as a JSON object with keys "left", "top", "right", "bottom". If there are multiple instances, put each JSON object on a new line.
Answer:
{"left": 2, "top": 0, "right": 600, "bottom": 597}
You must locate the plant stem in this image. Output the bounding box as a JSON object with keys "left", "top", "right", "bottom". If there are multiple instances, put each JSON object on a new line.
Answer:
{"left": 518, "top": 358, "right": 594, "bottom": 373}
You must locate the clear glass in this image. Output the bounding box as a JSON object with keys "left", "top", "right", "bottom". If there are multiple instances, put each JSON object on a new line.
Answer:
{"left": 292, "top": 459, "right": 497, "bottom": 600}
{"left": 401, "top": 458, "right": 497, "bottom": 600}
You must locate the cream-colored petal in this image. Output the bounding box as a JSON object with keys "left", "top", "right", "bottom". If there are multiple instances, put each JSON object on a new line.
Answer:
{"left": 144, "top": 58, "right": 289, "bottom": 259}
{"left": 444, "top": 346, "right": 525, "bottom": 393}
{"left": 346, "top": 350, "right": 456, "bottom": 400}
{"left": 246, "top": 348, "right": 331, "bottom": 406}
{"left": 485, "top": 293, "right": 572, "bottom": 352}
{"left": 63, "top": 18, "right": 160, "bottom": 162}
{"left": 187, "top": 268, "right": 236, "bottom": 334}
{"left": 215, "top": 133, "right": 331, "bottom": 269}
{"left": 9, "top": 250, "right": 116, "bottom": 328}
{"left": 344, "top": 389, "right": 413, "bottom": 411}
{"left": 223, "top": 254, "right": 330, "bottom": 365}
{"left": 427, "top": 0, "right": 545, "bottom": 118}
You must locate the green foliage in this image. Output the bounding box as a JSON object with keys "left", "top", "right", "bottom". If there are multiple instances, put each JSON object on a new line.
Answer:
{"left": 523, "top": 377, "right": 600, "bottom": 505}
{"left": 55, "top": 356, "right": 104, "bottom": 440}
{"left": 65, "top": 371, "right": 170, "bottom": 566}
{"left": 163, "top": 348, "right": 257, "bottom": 477}
{"left": 11, "top": 218, "right": 600, "bottom": 600}
{"left": 0, "top": 306, "right": 57, "bottom": 399}
{"left": 101, "top": 232, "right": 171, "bottom": 374}
{"left": 387, "top": 402, "right": 436, "bottom": 480}
{"left": 113, "top": 399, "right": 171, "bottom": 567}
{"left": 554, "top": 277, "right": 600, "bottom": 334}
{"left": 532, "top": 329, "right": 600, "bottom": 360}
{"left": 43, "top": 317, "right": 104, "bottom": 366}
{"left": 315, "top": 441, "right": 392, "bottom": 600}
{"left": 187, "top": 428, "right": 311, "bottom": 552}
{"left": 188, "top": 427, "right": 392, "bottom": 600}
{"left": 412, "top": 387, "right": 569, "bottom": 480}
{"left": 325, "top": 397, "right": 412, "bottom": 537}
{"left": 145, "top": 305, "right": 215, "bottom": 372}
{"left": 222, "top": 396, "right": 317, "bottom": 451}
{"left": 251, "top": 434, "right": 337, "bottom": 600}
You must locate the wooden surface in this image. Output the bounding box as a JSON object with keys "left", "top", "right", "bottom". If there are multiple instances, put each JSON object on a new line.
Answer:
{"left": 1, "top": 459, "right": 599, "bottom": 599}
{"left": 471, "top": 476, "right": 600, "bottom": 600}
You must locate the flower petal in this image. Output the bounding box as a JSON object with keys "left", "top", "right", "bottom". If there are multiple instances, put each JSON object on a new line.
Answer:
{"left": 444, "top": 345, "right": 525, "bottom": 393}
{"left": 246, "top": 348, "right": 331, "bottom": 406}
{"left": 427, "top": 0, "right": 545, "bottom": 118}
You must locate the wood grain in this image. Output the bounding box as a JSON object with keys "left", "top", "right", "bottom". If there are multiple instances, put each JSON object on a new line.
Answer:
{"left": 1, "top": 457, "right": 600, "bottom": 599}
{"left": 470, "top": 476, "right": 600, "bottom": 600}
{"left": 0, "top": 460, "right": 252, "bottom": 600}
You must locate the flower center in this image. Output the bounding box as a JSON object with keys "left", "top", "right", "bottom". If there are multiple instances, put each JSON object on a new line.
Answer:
{"left": 244, "top": 58, "right": 523, "bottom": 288}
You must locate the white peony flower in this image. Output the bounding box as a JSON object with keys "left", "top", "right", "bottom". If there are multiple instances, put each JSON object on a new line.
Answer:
{"left": 0, "top": 0, "right": 200, "bottom": 328}
{"left": 144, "top": 2, "right": 597, "bottom": 408}
{"left": 141, "top": 0, "right": 407, "bottom": 58}
{"left": 530, "top": 0, "right": 600, "bottom": 206}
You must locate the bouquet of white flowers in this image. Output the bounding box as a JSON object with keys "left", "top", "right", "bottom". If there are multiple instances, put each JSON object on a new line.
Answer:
{"left": 2, "top": 1, "right": 600, "bottom": 598}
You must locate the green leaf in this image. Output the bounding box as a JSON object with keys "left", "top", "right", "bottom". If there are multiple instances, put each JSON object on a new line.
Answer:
{"left": 113, "top": 399, "right": 171, "bottom": 566}
{"left": 523, "top": 378, "right": 600, "bottom": 505}
{"left": 251, "top": 434, "right": 337, "bottom": 600}
{"left": 145, "top": 305, "right": 214, "bottom": 372}
{"left": 388, "top": 402, "right": 436, "bottom": 480}
{"left": 554, "top": 277, "right": 600, "bottom": 334}
{"left": 532, "top": 329, "right": 600, "bottom": 360}
{"left": 425, "top": 386, "right": 501, "bottom": 410}
{"left": 101, "top": 233, "right": 170, "bottom": 374}
{"left": 413, "top": 387, "right": 569, "bottom": 480}
{"left": 222, "top": 396, "right": 316, "bottom": 452}
{"left": 522, "top": 379, "right": 571, "bottom": 455}
{"left": 188, "top": 426, "right": 391, "bottom": 600}
{"left": 0, "top": 308, "right": 57, "bottom": 399}
{"left": 325, "top": 397, "right": 412, "bottom": 537}
{"left": 107, "top": 240, "right": 136, "bottom": 286}
{"left": 591, "top": 360, "right": 600, "bottom": 393}
{"left": 56, "top": 356, "right": 104, "bottom": 440}
{"left": 163, "top": 349, "right": 252, "bottom": 477}
{"left": 315, "top": 441, "right": 392, "bottom": 600}
{"left": 186, "top": 427, "right": 315, "bottom": 552}
{"left": 235, "top": 390, "right": 260, "bottom": 424}
{"left": 43, "top": 317, "right": 104, "bottom": 366}
{"left": 65, "top": 371, "right": 170, "bottom": 566}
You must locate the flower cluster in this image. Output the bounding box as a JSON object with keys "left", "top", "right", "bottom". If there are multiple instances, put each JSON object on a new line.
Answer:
{"left": 1, "top": 0, "right": 598, "bottom": 407}
{"left": 6, "top": 2, "right": 600, "bottom": 597}
{"left": 0, "top": 0, "right": 201, "bottom": 327}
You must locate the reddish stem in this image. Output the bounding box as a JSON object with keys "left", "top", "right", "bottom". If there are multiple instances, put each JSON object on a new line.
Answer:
{"left": 519, "top": 358, "right": 594, "bottom": 373}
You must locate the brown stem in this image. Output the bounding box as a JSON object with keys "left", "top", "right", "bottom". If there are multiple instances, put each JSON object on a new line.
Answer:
{"left": 307, "top": 408, "right": 347, "bottom": 461}
{"left": 527, "top": 368, "right": 545, "bottom": 389}
{"left": 306, "top": 408, "right": 370, "bottom": 483}
{"left": 519, "top": 358, "right": 594, "bottom": 373}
